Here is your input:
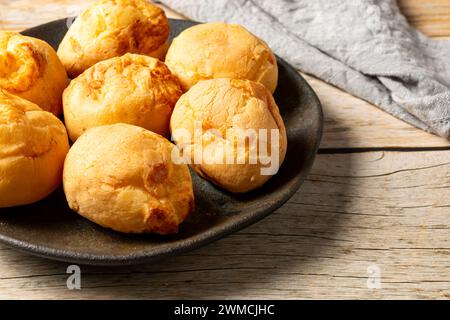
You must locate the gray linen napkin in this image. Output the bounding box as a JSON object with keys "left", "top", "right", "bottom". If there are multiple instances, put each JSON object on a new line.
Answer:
{"left": 159, "top": 0, "right": 450, "bottom": 138}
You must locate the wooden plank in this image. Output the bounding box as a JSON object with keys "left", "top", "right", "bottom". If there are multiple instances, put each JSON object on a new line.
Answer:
{"left": 398, "top": 0, "right": 450, "bottom": 37}
{"left": 0, "top": 0, "right": 183, "bottom": 31}
{"left": 1, "top": 0, "right": 448, "bottom": 37}
{"left": 0, "top": 150, "right": 449, "bottom": 299}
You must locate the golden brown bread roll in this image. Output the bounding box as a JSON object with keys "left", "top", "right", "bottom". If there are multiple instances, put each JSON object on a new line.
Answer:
{"left": 170, "top": 78, "right": 287, "bottom": 193}
{"left": 0, "top": 90, "right": 69, "bottom": 207}
{"left": 63, "top": 53, "right": 182, "bottom": 142}
{"left": 166, "top": 22, "right": 278, "bottom": 93}
{"left": 57, "top": 0, "right": 170, "bottom": 78}
{"left": 63, "top": 123, "right": 195, "bottom": 234}
{"left": 0, "top": 32, "right": 69, "bottom": 115}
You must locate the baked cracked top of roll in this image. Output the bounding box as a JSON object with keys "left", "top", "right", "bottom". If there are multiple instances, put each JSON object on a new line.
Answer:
{"left": 170, "top": 78, "right": 287, "bottom": 193}
{"left": 63, "top": 53, "right": 182, "bottom": 141}
{"left": 0, "top": 32, "right": 68, "bottom": 115}
{"left": 0, "top": 32, "right": 45, "bottom": 94}
{"left": 57, "top": 0, "right": 169, "bottom": 77}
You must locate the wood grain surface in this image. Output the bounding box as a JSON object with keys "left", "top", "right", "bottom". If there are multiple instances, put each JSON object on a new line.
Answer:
{"left": 0, "top": 151, "right": 449, "bottom": 299}
{"left": 0, "top": 0, "right": 449, "bottom": 299}
{"left": 398, "top": 0, "right": 450, "bottom": 37}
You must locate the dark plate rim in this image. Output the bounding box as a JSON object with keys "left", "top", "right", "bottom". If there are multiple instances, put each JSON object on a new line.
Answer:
{"left": 0, "top": 18, "right": 323, "bottom": 266}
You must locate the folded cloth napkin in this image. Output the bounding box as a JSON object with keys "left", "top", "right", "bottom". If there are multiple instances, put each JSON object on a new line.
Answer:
{"left": 158, "top": 0, "right": 450, "bottom": 138}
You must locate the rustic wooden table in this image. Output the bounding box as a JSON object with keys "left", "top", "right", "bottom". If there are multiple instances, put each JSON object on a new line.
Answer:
{"left": 0, "top": 0, "right": 449, "bottom": 299}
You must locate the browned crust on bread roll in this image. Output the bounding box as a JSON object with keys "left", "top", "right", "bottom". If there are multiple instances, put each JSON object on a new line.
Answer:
{"left": 57, "top": 0, "right": 170, "bottom": 77}
{"left": 166, "top": 22, "right": 278, "bottom": 93}
{"left": 63, "top": 53, "right": 182, "bottom": 141}
{"left": 63, "top": 123, "right": 195, "bottom": 234}
{"left": 0, "top": 89, "right": 69, "bottom": 207}
{"left": 170, "top": 78, "right": 287, "bottom": 193}
{"left": 0, "top": 32, "right": 69, "bottom": 115}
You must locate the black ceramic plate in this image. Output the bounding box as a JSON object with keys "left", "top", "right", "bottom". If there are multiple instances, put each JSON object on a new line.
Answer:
{"left": 0, "top": 18, "right": 323, "bottom": 266}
